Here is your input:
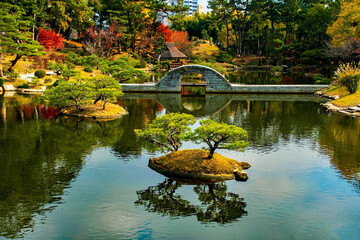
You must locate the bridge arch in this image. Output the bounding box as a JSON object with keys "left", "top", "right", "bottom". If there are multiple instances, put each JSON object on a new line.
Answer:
{"left": 155, "top": 65, "right": 232, "bottom": 92}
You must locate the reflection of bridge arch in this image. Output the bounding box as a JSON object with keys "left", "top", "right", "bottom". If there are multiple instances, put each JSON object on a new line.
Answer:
{"left": 155, "top": 65, "right": 232, "bottom": 92}
{"left": 156, "top": 94, "right": 232, "bottom": 117}
{"left": 119, "top": 93, "right": 324, "bottom": 117}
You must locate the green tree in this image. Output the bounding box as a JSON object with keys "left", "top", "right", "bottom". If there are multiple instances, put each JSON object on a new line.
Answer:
{"left": 168, "top": 0, "right": 189, "bottom": 29}
{"left": 112, "top": 68, "right": 147, "bottom": 83}
{"left": 208, "top": 0, "right": 235, "bottom": 49}
{"left": 45, "top": 0, "right": 94, "bottom": 38}
{"left": 109, "top": 0, "right": 147, "bottom": 52}
{"left": 327, "top": 0, "right": 360, "bottom": 47}
{"left": 62, "top": 68, "right": 80, "bottom": 80}
{"left": 48, "top": 62, "right": 65, "bottom": 75}
{"left": 48, "top": 62, "right": 80, "bottom": 80}
{"left": 92, "top": 76, "right": 124, "bottom": 109}
{"left": 189, "top": 119, "right": 249, "bottom": 159}
{"left": 0, "top": 2, "right": 45, "bottom": 74}
{"left": 135, "top": 113, "right": 196, "bottom": 152}
{"left": 43, "top": 79, "right": 95, "bottom": 110}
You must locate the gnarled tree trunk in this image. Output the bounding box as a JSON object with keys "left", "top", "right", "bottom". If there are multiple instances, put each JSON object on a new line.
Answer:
{"left": 7, "top": 55, "right": 22, "bottom": 72}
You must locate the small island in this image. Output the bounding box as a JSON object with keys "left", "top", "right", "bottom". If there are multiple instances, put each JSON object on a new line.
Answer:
{"left": 135, "top": 113, "right": 250, "bottom": 182}
{"left": 60, "top": 101, "right": 128, "bottom": 120}
{"left": 149, "top": 149, "right": 250, "bottom": 182}
{"left": 43, "top": 76, "right": 128, "bottom": 120}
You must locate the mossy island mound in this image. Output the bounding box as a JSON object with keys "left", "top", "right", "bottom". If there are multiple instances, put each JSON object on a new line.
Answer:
{"left": 149, "top": 149, "right": 251, "bottom": 183}
{"left": 60, "top": 102, "right": 128, "bottom": 120}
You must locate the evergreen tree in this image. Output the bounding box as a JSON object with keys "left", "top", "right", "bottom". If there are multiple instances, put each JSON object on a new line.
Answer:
{"left": 0, "top": 2, "right": 45, "bottom": 75}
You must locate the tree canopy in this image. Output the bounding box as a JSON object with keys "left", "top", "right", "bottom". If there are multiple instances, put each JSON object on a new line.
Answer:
{"left": 188, "top": 119, "right": 249, "bottom": 159}
{"left": 135, "top": 113, "right": 249, "bottom": 158}
{"left": 43, "top": 76, "right": 123, "bottom": 110}
{"left": 0, "top": 0, "right": 354, "bottom": 70}
{"left": 0, "top": 2, "right": 46, "bottom": 74}
{"left": 135, "top": 113, "right": 196, "bottom": 152}
{"left": 327, "top": 0, "right": 360, "bottom": 47}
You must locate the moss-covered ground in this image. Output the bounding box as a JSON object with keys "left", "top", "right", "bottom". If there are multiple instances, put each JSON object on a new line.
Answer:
{"left": 150, "top": 149, "right": 250, "bottom": 175}
{"left": 61, "top": 101, "right": 127, "bottom": 120}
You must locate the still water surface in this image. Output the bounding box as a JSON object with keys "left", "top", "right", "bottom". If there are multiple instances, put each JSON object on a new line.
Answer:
{"left": 0, "top": 93, "right": 359, "bottom": 239}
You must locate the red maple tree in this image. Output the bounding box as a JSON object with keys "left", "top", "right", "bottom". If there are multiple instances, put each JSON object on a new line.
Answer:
{"left": 157, "top": 24, "right": 173, "bottom": 42}
{"left": 38, "top": 27, "right": 65, "bottom": 51}
{"left": 85, "top": 23, "right": 123, "bottom": 58}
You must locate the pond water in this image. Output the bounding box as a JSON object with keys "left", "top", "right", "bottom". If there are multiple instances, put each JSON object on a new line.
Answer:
{"left": 0, "top": 93, "right": 359, "bottom": 240}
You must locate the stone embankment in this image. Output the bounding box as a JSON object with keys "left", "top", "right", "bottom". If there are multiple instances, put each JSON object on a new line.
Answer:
{"left": 1, "top": 84, "right": 45, "bottom": 94}
{"left": 316, "top": 90, "right": 360, "bottom": 117}
{"left": 322, "top": 102, "right": 360, "bottom": 117}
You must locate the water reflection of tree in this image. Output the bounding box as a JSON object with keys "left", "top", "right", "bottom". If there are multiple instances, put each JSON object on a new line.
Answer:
{"left": 135, "top": 179, "right": 247, "bottom": 224}
{"left": 213, "top": 100, "right": 326, "bottom": 150}
{"left": 213, "top": 100, "right": 360, "bottom": 192}
{"left": 318, "top": 116, "right": 360, "bottom": 192}
{"left": 0, "top": 97, "right": 162, "bottom": 238}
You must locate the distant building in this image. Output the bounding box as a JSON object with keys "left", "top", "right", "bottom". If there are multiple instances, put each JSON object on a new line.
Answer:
{"left": 183, "top": 0, "right": 198, "bottom": 16}
{"left": 197, "top": 5, "right": 204, "bottom": 14}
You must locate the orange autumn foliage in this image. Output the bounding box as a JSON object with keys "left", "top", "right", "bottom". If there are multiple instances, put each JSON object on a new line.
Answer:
{"left": 173, "top": 30, "right": 191, "bottom": 53}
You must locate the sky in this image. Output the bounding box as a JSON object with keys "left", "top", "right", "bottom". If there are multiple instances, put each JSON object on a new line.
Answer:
{"left": 198, "top": 0, "right": 210, "bottom": 13}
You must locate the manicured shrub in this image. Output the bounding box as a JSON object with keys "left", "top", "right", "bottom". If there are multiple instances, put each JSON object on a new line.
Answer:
{"left": 52, "top": 79, "right": 66, "bottom": 87}
{"left": 14, "top": 80, "right": 28, "bottom": 87}
{"left": 189, "top": 55, "right": 200, "bottom": 63}
{"left": 335, "top": 63, "right": 360, "bottom": 93}
{"left": 271, "top": 66, "right": 283, "bottom": 72}
{"left": 44, "top": 77, "right": 52, "bottom": 83}
{"left": 129, "top": 52, "right": 140, "bottom": 60}
{"left": 313, "top": 74, "right": 331, "bottom": 84}
{"left": 65, "top": 52, "right": 81, "bottom": 65}
{"left": 31, "top": 77, "right": 40, "bottom": 86}
{"left": 216, "top": 52, "right": 233, "bottom": 64}
{"left": 35, "top": 69, "right": 46, "bottom": 78}
{"left": 83, "top": 66, "right": 93, "bottom": 73}
{"left": 5, "top": 72, "right": 19, "bottom": 81}
{"left": 17, "top": 83, "right": 29, "bottom": 88}
{"left": 135, "top": 59, "right": 147, "bottom": 68}
{"left": 62, "top": 68, "right": 80, "bottom": 80}
{"left": 80, "top": 56, "right": 98, "bottom": 68}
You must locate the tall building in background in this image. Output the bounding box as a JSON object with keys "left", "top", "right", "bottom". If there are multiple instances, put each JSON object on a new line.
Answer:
{"left": 183, "top": 0, "right": 198, "bottom": 16}
{"left": 197, "top": 4, "right": 204, "bottom": 14}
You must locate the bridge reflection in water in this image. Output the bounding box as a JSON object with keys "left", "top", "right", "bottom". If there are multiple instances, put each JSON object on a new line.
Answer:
{"left": 120, "top": 93, "right": 324, "bottom": 117}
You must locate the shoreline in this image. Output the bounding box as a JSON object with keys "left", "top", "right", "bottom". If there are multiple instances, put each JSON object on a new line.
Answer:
{"left": 316, "top": 89, "right": 360, "bottom": 117}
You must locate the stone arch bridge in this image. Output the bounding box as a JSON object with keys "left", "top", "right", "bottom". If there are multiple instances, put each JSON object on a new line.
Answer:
{"left": 155, "top": 65, "right": 232, "bottom": 92}
{"left": 121, "top": 65, "right": 329, "bottom": 93}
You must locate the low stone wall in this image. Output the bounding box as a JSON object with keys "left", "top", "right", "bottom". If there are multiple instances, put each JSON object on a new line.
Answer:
{"left": 215, "top": 84, "right": 329, "bottom": 93}
{"left": 121, "top": 83, "right": 329, "bottom": 94}
{"left": 2, "top": 84, "right": 17, "bottom": 91}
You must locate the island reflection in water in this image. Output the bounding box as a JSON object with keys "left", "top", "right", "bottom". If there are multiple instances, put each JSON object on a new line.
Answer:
{"left": 135, "top": 179, "right": 247, "bottom": 224}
